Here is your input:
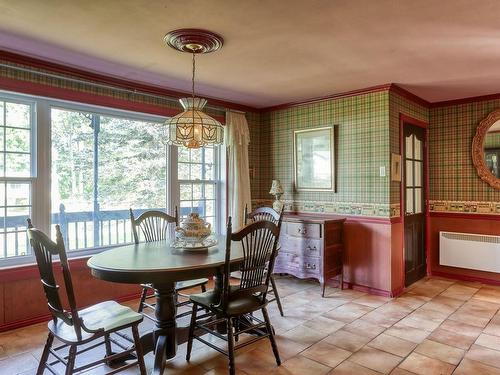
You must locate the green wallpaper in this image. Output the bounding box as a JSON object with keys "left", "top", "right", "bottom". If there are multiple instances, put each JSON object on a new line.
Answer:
{"left": 389, "top": 92, "right": 429, "bottom": 206}
{"left": 429, "top": 100, "right": 500, "bottom": 203}
{"left": 258, "top": 91, "right": 393, "bottom": 216}
{"left": 246, "top": 110, "right": 263, "bottom": 200}
{"left": 0, "top": 60, "right": 227, "bottom": 116}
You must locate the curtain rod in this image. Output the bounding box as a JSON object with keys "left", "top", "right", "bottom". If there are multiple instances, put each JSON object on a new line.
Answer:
{"left": 0, "top": 62, "right": 228, "bottom": 113}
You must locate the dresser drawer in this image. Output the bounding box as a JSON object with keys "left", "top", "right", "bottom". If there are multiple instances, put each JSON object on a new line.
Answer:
{"left": 279, "top": 236, "right": 322, "bottom": 256}
{"left": 274, "top": 252, "right": 321, "bottom": 275}
{"left": 286, "top": 222, "right": 321, "bottom": 239}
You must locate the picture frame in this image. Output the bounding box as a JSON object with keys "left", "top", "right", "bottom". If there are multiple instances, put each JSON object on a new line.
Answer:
{"left": 391, "top": 153, "right": 402, "bottom": 181}
{"left": 293, "top": 126, "right": 335, "bottom": 191}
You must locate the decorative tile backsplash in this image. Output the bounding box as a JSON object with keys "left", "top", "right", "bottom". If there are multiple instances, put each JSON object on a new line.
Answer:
{"left": 252, "top": 199, "right": 400, "bottom": 218}
{"left": 430, "top": 200, "right": 500, "bottom": 215}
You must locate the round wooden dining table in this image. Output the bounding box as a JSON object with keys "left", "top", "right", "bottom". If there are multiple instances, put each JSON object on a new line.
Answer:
{"left": 87, "top": 237, "right": 243, "bottom": 375}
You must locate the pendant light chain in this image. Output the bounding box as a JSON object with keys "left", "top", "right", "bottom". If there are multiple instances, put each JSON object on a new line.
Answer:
{"left": 192, "top": 52, "right": 196, "bottom": 143}
{"left": 192, "top": 52, "right": 196, "bottom": 99}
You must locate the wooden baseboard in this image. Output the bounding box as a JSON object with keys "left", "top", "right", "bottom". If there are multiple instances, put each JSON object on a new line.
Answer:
{"left": 0, "top": 292, "right": 143, "bottom": 333}
{"left": 341, "top": 281, "right": 395, "bottom": 298}
{"left": 431, "top": 270, "right": 500, "bottom": 287}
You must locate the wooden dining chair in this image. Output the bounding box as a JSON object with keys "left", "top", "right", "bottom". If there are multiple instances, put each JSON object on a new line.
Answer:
{"left": 27, "top": 219, "right": 146, "bottom": 375}
{"left": 129, "top": 208, "right": 208, "bottom": 319}
{"left": 186, "top": 216, "right": 283, "bottom": 375}
{"left": 244, "top": 205, "right": 285, "bottom": 316}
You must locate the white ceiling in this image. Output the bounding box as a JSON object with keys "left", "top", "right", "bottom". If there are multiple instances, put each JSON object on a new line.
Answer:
{"left": 1, "top": 0, "right": 500, "bottom": 108}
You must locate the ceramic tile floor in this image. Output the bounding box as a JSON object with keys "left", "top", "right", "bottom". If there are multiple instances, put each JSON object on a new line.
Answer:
{"left": 3, "top": 276, "right": 500, "bottom": 374}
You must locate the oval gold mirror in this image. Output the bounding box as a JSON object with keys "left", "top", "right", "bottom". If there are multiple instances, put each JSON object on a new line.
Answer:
{"left": 472, "top": 110, "right": 500, "bottom": 189}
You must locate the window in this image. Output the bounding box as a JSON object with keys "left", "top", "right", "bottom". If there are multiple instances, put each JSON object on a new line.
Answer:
{"left": 0, "top": 92, "right": 224, "bottom": 265}
{"left": 0, "top": 96, "right": 35, "bottom": 259}
{"left": 51, "top": 107, "right": 166, "bottom": 251}
{"left": 178, "top": 146, "right": 220, "bottom": 231}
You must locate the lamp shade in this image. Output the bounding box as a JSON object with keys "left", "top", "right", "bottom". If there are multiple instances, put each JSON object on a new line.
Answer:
{"left": 164, "top": 97, "right": 224, "bottom": 148}
{"left": 269, "top": 179, "right": 284, "bottom": 195}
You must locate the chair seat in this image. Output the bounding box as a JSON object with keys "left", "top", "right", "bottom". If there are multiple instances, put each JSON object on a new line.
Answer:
{"left": 176, "top": 278, "right": 209, "bottom": 291}
{"left": 190, "top": 287, "right": 267, "bottom": 316}
{"left": 48, "top": 301, "right": 143, "bottom": 343}
{"left": 141, "top": 278, "right": 208, "bottom": 292}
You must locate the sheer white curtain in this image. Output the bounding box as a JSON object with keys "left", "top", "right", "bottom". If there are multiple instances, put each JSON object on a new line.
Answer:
{"left": 225, "top": 110, "right": 252, "bottom": 230}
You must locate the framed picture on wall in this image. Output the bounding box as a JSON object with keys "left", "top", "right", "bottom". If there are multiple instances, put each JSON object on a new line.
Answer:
{"left": 293, "top": 126, "right": 335, "bottom": 191}
{"left": 391, "top": 153, "right": 402, "bottom": 181}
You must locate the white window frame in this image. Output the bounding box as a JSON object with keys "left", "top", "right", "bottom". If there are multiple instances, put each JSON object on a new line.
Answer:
{"left": 0, "top": 90, "right": 226, "bottom": 268}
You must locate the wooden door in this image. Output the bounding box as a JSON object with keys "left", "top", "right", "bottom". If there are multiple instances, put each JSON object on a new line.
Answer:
{"left": 403, "top": 123, "right": 426, "bottom": 286}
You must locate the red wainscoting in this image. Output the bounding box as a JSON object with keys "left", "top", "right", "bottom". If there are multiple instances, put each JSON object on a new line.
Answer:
{"left": 429, "top": 212, "right": 500, "bottom": 284}
{"left": 1, "top": 214, "right": 404, "bottom": 332}
{"left": 342, "top": 217, "right": 403, "bottom": 297}
{"left": 0, "top": 258, "right": 141, "bottom": 332}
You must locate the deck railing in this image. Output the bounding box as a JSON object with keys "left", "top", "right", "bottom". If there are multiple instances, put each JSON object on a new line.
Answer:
{"left": 2, "top": 204, "right": 202, "bottom": 259}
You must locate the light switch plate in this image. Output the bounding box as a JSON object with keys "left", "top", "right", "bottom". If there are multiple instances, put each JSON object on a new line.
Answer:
{"left": 379, "top": 166, "right": 386, "bottom": 177}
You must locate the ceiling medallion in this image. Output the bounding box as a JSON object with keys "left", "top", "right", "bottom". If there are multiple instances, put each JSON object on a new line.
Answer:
{"left": 163, "top": 29, "right": 224, "bottom": 54}
{"left": 163, "top": 29, "right": 225, "bottom": 149}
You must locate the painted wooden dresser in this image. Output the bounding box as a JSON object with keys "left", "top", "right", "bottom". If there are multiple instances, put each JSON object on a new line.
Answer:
{"left": 274, "top": 213, "right": 345, "bottom": 296}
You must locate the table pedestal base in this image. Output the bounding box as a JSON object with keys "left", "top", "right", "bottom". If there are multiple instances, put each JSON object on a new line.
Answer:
{"left": 140, "top": 282, "right": 177, "bottom": 375}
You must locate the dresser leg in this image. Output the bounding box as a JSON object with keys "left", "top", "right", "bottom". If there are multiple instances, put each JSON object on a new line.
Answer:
{"left": 321, "top": 281, "right": 326, "bottom": 297}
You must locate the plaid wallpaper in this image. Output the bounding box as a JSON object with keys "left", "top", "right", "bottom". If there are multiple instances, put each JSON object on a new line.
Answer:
{"left": 389, "top": 92, "right": 429, "bottom": 206}
{"left": 0, "top": 60, "right": 225, "bottom": 118}
{"left": 429, "top": 99, "right": 500, "bottom": 203}
{"left": 246, "top": 111, "right": 263, "bottom": 200}
{"left": 258, "top": 91, "right": 392, "bottom": 217}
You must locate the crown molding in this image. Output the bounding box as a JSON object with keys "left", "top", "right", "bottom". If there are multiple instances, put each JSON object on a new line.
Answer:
{"left": 0, "top": 49, "right": 259, "bottom": 113}
{"left": 430, "top": 92, "right": 500, "bottom": 108}
{"left": 4, "top": 49, "right": 500, "bottom": 113}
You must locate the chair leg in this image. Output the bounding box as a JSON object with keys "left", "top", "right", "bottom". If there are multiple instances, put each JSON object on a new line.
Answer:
{"left": 186, "top": 303, "right": 198, "bottom": 362}
{"left": 262, "top": 307, "right": 281, "bottom": 366}
{"left": 37, "top": 332, "right": 54, "bottom": 375}
{"left": 132, "top": 324, "right": 147, "bottom": 375}
{"left": 65, "top": 345, "right": 77, "bottom": 375}
{"left": 270, "top": 276, "right": 284, "bottom": 316}
{"left": 227, "top": 318, "right": 236, "bottom": 375}
{"left": 138, "top": 287, "right": 148, "bottom": 313}
{"left": 104, "top": 333, "right": 113, "bottom": 366}
{"left": 234, "top": 317, "right": 240, "bottom": 342}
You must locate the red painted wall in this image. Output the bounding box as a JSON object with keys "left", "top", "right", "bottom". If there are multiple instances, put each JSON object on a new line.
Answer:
{"left": 343, "top": 219, "right": 397, "bottom": 296}
{"left": 429, "top": 213, "right": 500, "bottom": 284}
{"left": 0, "top": 258, "right": 141, "bottom": 332}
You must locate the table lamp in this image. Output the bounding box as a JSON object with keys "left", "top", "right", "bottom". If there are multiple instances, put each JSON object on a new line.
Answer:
{"left": 269, "top": 179, "right": 284, "bottom": 212}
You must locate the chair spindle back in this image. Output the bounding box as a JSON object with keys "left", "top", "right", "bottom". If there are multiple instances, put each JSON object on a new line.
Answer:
{"left": 222, "top": 215, "right": 283, "bottom": 309}
{"left": 244, "top": 205, "right": 281, "bottom": 225}
{"left": 130, "top": 208, "right": 178, "bottom": 244}
{"left": 27, "top": 219, "right": 83, "bottom": 339}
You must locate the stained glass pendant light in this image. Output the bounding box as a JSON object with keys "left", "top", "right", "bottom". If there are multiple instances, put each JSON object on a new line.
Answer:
{"left": 163, "top": 29, "right": 224, "bottom": 149}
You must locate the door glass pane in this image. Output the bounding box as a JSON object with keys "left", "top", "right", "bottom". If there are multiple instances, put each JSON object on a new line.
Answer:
{"left": 414, "top": 137, "right": 422, "bottom": 160}
{"left": 406, "top": 160, "right": 413, "bottom": 186}
{"left": 405, "top": 135, "right": 413, "bottom": 158}
{"left": 406, "top": 188, "right": 414, "bottom": 214}
{"left": 415, "top": 188, "right": 422, "bottom": 214}
{"left": 414, "top": 161, "right": 422, "bottom": 187}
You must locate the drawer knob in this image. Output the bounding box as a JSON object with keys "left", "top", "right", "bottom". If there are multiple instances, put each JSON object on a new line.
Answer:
{"left": 306, "top": 246, "right": 317, "bottom": 251}
{"left": 297, "top": 227, "right": 307, "bottom": 235}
